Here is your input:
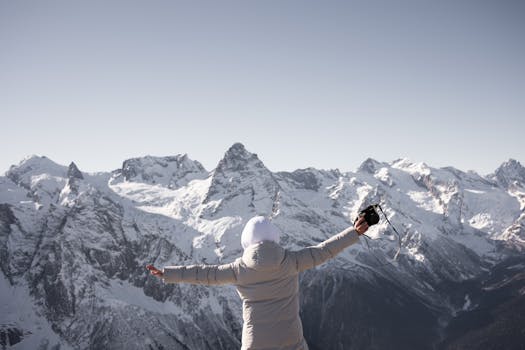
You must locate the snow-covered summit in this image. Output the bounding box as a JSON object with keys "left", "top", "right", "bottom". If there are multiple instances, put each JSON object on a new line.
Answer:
{"left": 6, "top": 155, "right": 68, "bottom": 189}
{"left": 115, "top": 153, "right": 208, "bottom": 189}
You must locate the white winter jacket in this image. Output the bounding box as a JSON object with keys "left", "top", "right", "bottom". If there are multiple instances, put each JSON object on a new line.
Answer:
{"left": 163, "top": 226, "right": 360, "bottom": 350}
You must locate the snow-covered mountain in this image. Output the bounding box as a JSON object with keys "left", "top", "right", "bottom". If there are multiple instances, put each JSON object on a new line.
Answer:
{"left": 1, "top": 143, "right": 524, "bottom": 350}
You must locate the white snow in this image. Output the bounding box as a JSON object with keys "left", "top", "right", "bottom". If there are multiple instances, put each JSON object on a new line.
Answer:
{"left": 407, "top": 190, "right": 444, "bottom": 214}
{"left": 1, "top": 150, "right": 524, "bottom": 348}
{"left": 468, "top": 213, "right": 493, "bottom": 230}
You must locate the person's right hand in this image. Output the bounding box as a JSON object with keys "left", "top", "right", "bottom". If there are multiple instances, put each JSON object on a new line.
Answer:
{"left": 354, "top": 216, "right": 369, "bottom": 235}
{"left": 146, "top": 264, "right": 164, "bottom": 278}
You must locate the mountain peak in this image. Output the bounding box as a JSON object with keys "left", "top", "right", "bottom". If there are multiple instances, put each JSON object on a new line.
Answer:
{"left": 6, "top": 155, "right": 67, "bottom": 187}
{"left": 229, "top": 142, "right": 247, "bottom": 152}
{"left": 358, "top": 158, "right": 383, "bottom": 174}
{"left": 118, "top": 154, "right": 207, "bottom": 188}
{"left": 215, "top": 143, "right": 264, "bottom": 173}
{"left": 224, "top": 142, "right": 251, "bottom": 159}
{"left": 498, "top": 158, "right": 523, "bottom": 171}
{"left": 204, "top": 144, "right": 278, "bottom": 217}
{"left": 67, "top": 162, "right": 84, "bottom": 180}
{"left": 12, "top": 155, "right": 56, "bottom": 169}
{"left": 492, "top": 158, "right": 525, "bottom": 189}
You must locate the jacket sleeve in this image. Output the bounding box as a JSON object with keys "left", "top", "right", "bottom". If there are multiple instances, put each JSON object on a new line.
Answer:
{"left": 162, "top": 260, "right": 239, "bottom": 285}
{"left": 291, "top": 226, "right": 360, "bottom": 273}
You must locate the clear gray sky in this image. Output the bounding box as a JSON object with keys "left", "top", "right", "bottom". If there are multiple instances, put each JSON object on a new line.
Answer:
{"left": 1, "top": 0, "right": 524, "bottom": 175}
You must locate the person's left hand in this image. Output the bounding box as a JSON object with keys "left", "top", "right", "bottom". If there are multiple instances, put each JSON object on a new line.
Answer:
{"left": 146, "top": 264, "right": 164, "bottom": 278}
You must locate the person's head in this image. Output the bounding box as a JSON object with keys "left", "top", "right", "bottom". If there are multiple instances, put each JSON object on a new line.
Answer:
{"left": 241, "top": 216, "right": 281, "bottom": 249}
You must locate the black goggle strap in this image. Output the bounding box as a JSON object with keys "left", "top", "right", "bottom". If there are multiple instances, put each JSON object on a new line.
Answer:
{"left": 361, "top": 204, "right": 403, "bottom": 266}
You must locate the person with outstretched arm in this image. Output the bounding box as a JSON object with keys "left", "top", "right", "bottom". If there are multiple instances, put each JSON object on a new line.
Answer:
{"left": 147, "top": 216, "right": 369, "bottom": 350}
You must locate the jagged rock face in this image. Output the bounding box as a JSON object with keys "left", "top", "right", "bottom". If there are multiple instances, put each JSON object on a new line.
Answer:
{"left": 202, "top": 143, "right": 280, "bottom": 218}
{"left": 0, "top": 144, "right": 524, "bottom": 349}
{"left": 0, "top": 326, "right": 27, "bottom": 348}
{"left": 276, "top": 168, "right": 338, "bottom": 192}
{"left": 67, "top": 162, "right": 84, "bottom": 180}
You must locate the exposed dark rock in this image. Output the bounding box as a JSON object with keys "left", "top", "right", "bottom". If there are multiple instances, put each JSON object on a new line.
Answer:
{"left": 277, "top": 169, "right": 322, "bottom": 191}
{"left": 300, "top": 269, "right": 442, "bottom": 350}
{"left": 0, "top": 326, "right": 25, "bottom": 348}
{"left": 67, "top": 162, "right": 84, "bottom": 180}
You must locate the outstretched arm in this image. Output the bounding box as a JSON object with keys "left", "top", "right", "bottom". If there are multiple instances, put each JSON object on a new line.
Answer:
{"left": 147, "top": 261, "right": 239, "bottom": 285}
{"left": 291, "top": 217, "right": 368, "bottom": 273}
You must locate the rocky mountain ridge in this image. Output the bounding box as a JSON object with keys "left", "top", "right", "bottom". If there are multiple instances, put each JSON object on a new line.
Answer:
{"left": 1, "top": 143, "right": 524, "bottom": 349}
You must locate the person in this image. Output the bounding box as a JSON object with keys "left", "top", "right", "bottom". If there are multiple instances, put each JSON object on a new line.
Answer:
{"left": 147, "top": 215, "right": 369, "bottom": 350}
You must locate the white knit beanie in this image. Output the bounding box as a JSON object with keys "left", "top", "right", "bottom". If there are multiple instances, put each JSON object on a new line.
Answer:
{"left": 241, "top": 216, "right": 281, "bottom": 249}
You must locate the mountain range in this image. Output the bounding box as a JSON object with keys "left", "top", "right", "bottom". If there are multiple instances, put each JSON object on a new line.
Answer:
{"left": 1, "top": 142, "right": 524, "bottom": 349}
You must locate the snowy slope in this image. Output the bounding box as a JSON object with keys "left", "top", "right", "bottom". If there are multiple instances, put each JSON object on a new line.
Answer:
{"left": 1, "top": 144, "right": 524, "bottom": 349}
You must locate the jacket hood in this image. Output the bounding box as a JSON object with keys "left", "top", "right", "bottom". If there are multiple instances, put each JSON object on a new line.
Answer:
{"left": 241, "top": 240, "right": 285, "bottom": 272}
{"left": 241, "top": 216, "right": 281, "bottom": 250}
